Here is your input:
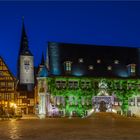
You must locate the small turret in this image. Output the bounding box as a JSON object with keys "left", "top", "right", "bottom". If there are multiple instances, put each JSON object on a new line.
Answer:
{"left": 38, "top": 52, "right": 49, "bottom": 77}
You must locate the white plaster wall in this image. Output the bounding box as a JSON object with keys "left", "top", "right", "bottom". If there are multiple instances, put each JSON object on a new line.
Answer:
{"left": 129, "top": 106, "right": 140, "bottom": 117}
{"left": 128, "top": 96, "right": 140, "bottom": 117}
{"left": 37, "top": 77, "right": 48, "bottom": 117}
{"left": 20, "top": 55, "right": 34, "bottom": 84}
{"left": 39, "top": 93, "right": 46, "bottom": 115}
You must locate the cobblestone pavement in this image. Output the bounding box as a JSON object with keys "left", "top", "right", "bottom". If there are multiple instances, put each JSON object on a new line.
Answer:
{"left": 0, "top": 113, "right": 140, "bottom": 140}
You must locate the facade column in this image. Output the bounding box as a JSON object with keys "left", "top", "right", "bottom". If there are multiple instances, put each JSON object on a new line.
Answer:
{"left": 135, "top": 96, "right": 137, "bottom": 107}
{"left": 38, "top": 92, "right": 46, "bottom": 119}
{"left": 46, "top": 93, "right": 50, "bottom": 115}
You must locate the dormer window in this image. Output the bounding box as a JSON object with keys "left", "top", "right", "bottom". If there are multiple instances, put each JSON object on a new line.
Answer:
{"left": 78, "top": 58, "right": 83, "bottom": 63}
{"left": 97, "top": 59, "right": 101, "bottom": 64}
{"left": 127, "top": 64, "right": 136, "bottom": 77}
{"left": 25, "top": 51, "right": 29, "bottom": 54}
{"left": 64, "top": 61, "right": 72, "bottom": 74}
{"left": 107, "top": 66, "right": 112, "bottom": 71}
{"left": 114, "top": 60, "right": 119, "bottom": 64}
{"left": 88, "top": 65, "right": 94, "bottom": 70}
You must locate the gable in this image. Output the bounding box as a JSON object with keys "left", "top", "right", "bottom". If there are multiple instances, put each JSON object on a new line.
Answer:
{"left": 0, "top": 56, "right": 15, "bottom": 81}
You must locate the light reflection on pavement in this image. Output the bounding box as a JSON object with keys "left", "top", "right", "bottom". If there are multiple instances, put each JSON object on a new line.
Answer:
{"left": 0, "top": 113, "right": 140, "bottom": 140}
{"left": 9, "top": 120, "right": 21, "bottom": 140}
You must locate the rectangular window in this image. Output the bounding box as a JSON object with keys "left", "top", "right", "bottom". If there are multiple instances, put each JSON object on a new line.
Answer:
{"left": 68, "top": 81, "right": 78, "bottom": 89}
{"left": 81, "top": 80, "right": 91, "bottom": 89}
{"left": 128, "top": 98, "right": 135, "bottom": 106}
{"left": 55, "top": 80, "right": 66, "bottom": 89}
{"left": 65, "top": 61, "right": 72, "bottom": 72}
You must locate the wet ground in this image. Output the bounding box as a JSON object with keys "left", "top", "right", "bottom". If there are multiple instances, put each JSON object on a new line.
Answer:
{"left": 0, "top": 113, "right": 140, "bottom": 140}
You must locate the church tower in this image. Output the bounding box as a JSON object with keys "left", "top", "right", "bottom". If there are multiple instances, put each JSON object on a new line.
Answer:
{"left": 17, "top": 18, "right": 34, "bottom": 91}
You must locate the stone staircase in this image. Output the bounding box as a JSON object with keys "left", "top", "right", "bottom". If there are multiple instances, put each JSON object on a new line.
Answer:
{"left": 88, "top": 112, "right": 124, "bottom": 119}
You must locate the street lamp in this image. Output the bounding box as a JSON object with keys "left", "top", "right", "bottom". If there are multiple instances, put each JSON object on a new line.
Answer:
{"left": 10, "top": 103, "right": 17, "bottom": 115}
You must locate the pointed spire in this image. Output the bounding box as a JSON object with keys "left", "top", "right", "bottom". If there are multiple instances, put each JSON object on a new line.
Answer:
{"left": 40, "top": 52, "right": 45, "bottom": 65}
{"left": 22, "top": 16, "right": 27, "bottom": 39}
{"left": 19, "top": 16, "right": 28, "bottom": 53}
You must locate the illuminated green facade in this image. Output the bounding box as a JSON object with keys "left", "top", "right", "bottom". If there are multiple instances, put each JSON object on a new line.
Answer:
{"left": 41, "top": 76, "right": 140, "bottom": 117}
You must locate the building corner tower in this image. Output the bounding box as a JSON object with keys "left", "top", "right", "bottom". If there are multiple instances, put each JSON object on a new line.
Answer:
{"left": 17, "top": 18, "right": 34, "bottom": 91}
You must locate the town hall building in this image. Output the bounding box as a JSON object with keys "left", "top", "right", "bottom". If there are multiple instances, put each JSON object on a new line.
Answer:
{"left": 36, "top": 42, "right": 140, "bottom": 118}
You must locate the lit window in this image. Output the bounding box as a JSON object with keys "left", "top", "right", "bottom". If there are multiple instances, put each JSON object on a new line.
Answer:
{"left": 129, "top": 98, "right": 135, "bottom": 106}
{"left": 114, "top": 60, "right": 119, "bottom": 64}
{"left": 127, "top": 64, "right": 136, "bottom": 76}
{"left": 78, "top": 58, "right": 83, "bottom": 63}
{"left": 130, "top": 64, "right": 136, "bottom": 73}
{"left": 97, "top": 59, "right": 101, "bottom": 64}
{"left": 88, "top": 65, "right": 94, "bottom": 70}
{"left": 0, "top": 71, "right": 3, "bottom": 76}
{"left": 107, "top": 66, "right": 112, "bottom": 71}
{"left": 64, "top": 61, "right": 72, "bottom": 72}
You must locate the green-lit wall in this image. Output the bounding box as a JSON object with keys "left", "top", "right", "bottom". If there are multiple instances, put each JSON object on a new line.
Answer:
{"left": 46, "top": 76, "right": 140, "bottom": 117}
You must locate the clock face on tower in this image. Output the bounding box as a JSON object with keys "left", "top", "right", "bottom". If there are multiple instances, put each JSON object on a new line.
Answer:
{"left": 24, "top": 59, "right": 30, "bottom": 72}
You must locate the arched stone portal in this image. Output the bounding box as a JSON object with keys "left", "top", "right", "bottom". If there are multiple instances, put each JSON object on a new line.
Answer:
{"left": 93, "top": 96, "right": 113, "bottom": 112}
{"left": 92, "top": 80, "right": 114, "bottom": 112}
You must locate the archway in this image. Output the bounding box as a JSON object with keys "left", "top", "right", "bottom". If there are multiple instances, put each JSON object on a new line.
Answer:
{"left": 92, "top": 80, "right": 114, "bottom": 112}
{"left": 93, "top": 96, "right": 113, "bottom": 112}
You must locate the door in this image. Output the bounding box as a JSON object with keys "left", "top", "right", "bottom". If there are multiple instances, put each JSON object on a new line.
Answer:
{"left": 99, "top": 101, "right": 107, "bottom": 112}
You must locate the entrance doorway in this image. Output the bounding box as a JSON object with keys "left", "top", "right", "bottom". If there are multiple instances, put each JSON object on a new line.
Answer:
{"left": 99, "top": 101, "right": 107, "bottom": 112}
{"left": 93, "top": 96, "right": 113, "bottom": 112}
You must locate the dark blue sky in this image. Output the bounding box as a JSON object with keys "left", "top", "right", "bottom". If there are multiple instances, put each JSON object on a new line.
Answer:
{"left": 0, "top": 1, "right": 140, "bottom": 77}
